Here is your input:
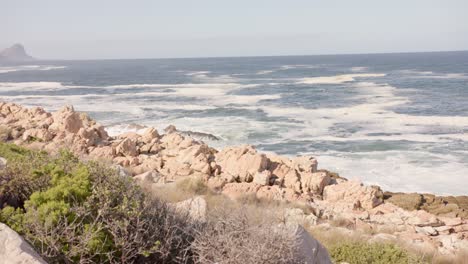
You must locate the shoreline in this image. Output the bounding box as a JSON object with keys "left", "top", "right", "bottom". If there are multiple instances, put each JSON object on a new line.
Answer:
{"left": 1, "top": 101, "right": 467, "bottom": 255}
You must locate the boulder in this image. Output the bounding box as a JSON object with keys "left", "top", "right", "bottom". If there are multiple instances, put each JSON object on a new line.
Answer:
{"left": 283, "top": 208, "right": 318, "bottom": 227}
{"left": 406, "top": 210, "right": 442, "bottom": 227}
{"left": 134, "top": 170, "right": 164, "bottom": 184}
{"left": 164, "top": 125, "right": 177, "bottom": 134}
{"left": 173, "top": 196, "right": 207, "bottom": 222}
{"left": 49, "top": 105, "right": 84, "bottom": 133}
{"left": 253, "top": 171, "right": 271, "bottom": 186}
{"left": 323, "top": 180, "right": 383, "bottom": 209}
{"left": 292, "top": 156, "right": 318, "bottom": 173}
{"left": 141, "top": 127, "right": 159, "bottom": 143}
{"left": 286, "top": 224, "right": 332, "bottom": 264}
{"left": 300, "top": 171, "right": 331, "bottom": 195}
{"left": 115, "top": 138, "right": 138, "bottom": 157}
{"left": 215, "top": 145, "right": 269, "bottom": 182}
{"left": 0, "top": 223, "right": 47, "bottom": 264}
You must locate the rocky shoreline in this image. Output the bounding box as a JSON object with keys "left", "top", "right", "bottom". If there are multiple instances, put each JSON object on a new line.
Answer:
{"left": 0, "top": 101, "right": 467, "bottom": 256}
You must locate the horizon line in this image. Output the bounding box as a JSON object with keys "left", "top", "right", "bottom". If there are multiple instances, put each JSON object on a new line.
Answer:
{"left": 19, "top": 49, "right": 468, "bottom": 62}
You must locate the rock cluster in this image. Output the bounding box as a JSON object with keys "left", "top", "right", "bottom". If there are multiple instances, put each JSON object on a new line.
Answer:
{"left": 1, "top": 102, "right": 467, "bottom": 256}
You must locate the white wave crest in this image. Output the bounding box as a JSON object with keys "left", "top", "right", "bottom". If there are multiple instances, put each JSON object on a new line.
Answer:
{"left": 297, "top": 73, "right": 386, "bottom": 84}
{"left": 0, "top": 65, "right": 66, "bottom": 74}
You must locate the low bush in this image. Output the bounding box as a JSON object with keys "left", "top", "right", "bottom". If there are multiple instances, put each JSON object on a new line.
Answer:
{"left": 0, "top": 145, "right": 197, "bottom": 263}
{"left": 1, "top": 143, "right": 303, "bottom": 263}
{"left": 330, "top": 242, "right": 421, "bottom": 264}
{"left": 192, "top": 207, "right": 301, "bottom": 264}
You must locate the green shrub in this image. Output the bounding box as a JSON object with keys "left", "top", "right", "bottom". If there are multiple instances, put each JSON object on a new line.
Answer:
{"left": 1, "top": 146, "right": 197, "bottom": 263}
{"left": 0, "top": 143, "right": 50, "bottom": 209}
{"left": 330, "top": 242, "right": 421, "bottom": 264}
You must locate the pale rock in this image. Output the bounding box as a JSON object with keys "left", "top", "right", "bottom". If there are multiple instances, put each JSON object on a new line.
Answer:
{"left": 113, "top": 156, "right": 131, "bottom": 167}
{"left": 292, "top": 156, "right": 318, "bottom": 173}
{"left": 112, "top": 165, "right": 131, "bottom": 177}
{"left": 215, "top": 145, "right": 269, "bottom": 182}
{"left": 300, "top": 171, "right": 331, "bottom": 195}
{"left": 160, "top": 133, "right": 185, "bottom": 152}
{"left": 283, "top": 208, "right": 318, "bottom": 226}
{"left": 406, "top": 210, "right": 442, "bottom": 227}
{"left": 323, "top": 180, "right": 383, "bottom": 209}
{"left": 22, "top": 128, "right": 53, "bottom": 142}
{"left": 286, "top": 224, "right": 332, "bottom": 264}
{"left": 222, "top": 182, "right": 261, "bottom": 200}
{"left": 173, "top": 196, "right": 207, "bottom": 222}
{"left": 0, "top": 222, "right": 47, "bottom": 264}
{"left": 134, "top": 170, "right": 164, "bottom": 184}
{"left": 439, "top": 217, "right": 462, "bottom": 227}
{"left": 415, "top": 226, "right": 438, "bottom": 236}
{"left": 283, "top": 169, "right": 301, "bottom": 193}
{"left": 49, "top": 105, "right": 84, "bottom": 133}
{"left": 164, "top": 125, "right": 177, "bottom": 134}
{"left": 253, "top": 170, "right": 271, "bottom": 186}
{"left": 117, "top": 132, "right": 141, "bottom": 141}
{"left": 89, "top": 146, "right": 115, "bottom": 159}
{"left": 115, "top": 138, "right": 138, "bottom": 157}
{"left": 206, "top": 177, "right": 226, "bottom": 191}
{"left": 141, "top": 127, "right": 159, "bottom": 143}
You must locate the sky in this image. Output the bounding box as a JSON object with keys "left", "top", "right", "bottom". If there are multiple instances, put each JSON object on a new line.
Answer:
{"left": 2, "top": 0, "right": 468, "bottom": 60}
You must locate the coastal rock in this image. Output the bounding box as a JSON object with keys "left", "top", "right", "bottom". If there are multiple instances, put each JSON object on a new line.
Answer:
{"left": 115, "top": 138, "right": 138, "bottom": 157}
{"left": 323, "top": 180, "right": 383, "bottom": 209}
{"left": 253, "top": 170, "right": 271, "bottom": 186}
{"left": 222, "top": 182, "right": 261, "bottom": 200}
{"left": 292, "top": 156, "right": 318, "bottom": 173}
{"left": 215, "top": 145, "right": 269, "bottom": 182}
{"left": 49, "top": 105, "right": 84, "bottom": 133}
{"left": 141, "top": 127, "right": 159, "bottom": 143}
{"left": 300, "top": 171, "right": 331, "bottom": 195}
{"left": 0, "top": 222, "right": 46, "bottom": 264}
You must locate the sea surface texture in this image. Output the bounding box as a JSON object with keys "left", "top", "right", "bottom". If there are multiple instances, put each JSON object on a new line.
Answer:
{"left": 1, "top": 52, "right": 467, "bottom": 195}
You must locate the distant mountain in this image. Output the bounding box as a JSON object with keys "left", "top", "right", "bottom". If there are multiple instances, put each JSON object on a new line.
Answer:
{"left": 0, "top": 44, "right": 35, "bottom": 62}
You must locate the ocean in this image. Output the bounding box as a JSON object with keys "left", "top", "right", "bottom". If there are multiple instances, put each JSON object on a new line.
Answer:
{"left": 1, "top": 51, "right": 467, "bottom": 195}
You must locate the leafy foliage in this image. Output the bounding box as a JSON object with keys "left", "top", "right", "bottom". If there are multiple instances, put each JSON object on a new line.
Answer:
{"left": 330, "top": 242, "right": 421, "bottom": 264}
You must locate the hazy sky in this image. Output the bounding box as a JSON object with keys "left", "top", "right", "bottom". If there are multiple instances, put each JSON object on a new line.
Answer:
{"left": 2, "top": 0, "right": 468, "bottom": 59}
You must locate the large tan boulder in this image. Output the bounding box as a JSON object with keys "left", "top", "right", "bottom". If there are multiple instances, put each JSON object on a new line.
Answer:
{"left": 286, "top": 224, "right": 332, "bottom": 264}
{"left": 215, "top": 145, "right": 269, "bottom": 182}
{"left": 300, "top": 171, "right": 331, "bottom": 195}
{"left": 253, "top": 171, "right": 271, "bottom": 186}
{"left": 323, "top": 180, "right": 383, "bottom": 209}
{"left": 0, "top": 223, "right": 47, "bottom": 264}
{"left": 21, "top": 128, "right": 54, "bottom": 142}
{"left": 292, "top": 156, "right": 318, "bottom": 173}
{"left": 49, "top": 105, "right": 84, "bottom": 133}
{"left": 115, "top": 138, "right": 138, "bottom": 157}
{"left": 141, "top": 127, "right": 159, "bottom": 143}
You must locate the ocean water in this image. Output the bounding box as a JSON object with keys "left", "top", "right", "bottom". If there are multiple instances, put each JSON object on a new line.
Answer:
{"left": 1, "top": 51, "right": 468, "bottom": 195}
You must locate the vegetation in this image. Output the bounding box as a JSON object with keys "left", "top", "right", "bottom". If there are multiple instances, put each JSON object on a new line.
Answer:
{"left": 0, "top": 142, "right": 301, "bottom": 263}
{"left": 330, "top": 242, "right": 421, "bottom": 264}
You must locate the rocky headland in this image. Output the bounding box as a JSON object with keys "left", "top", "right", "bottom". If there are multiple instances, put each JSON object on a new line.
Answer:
{"left": 0, "top": 44, "right": 34, "bottom": 62}
{"left": 0, "top": 101, "right": 467, "bottom": 258}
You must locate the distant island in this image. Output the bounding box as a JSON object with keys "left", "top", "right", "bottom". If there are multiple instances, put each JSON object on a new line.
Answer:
{"left": 0, "top": 43, "right": 35, "bottom": 62}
